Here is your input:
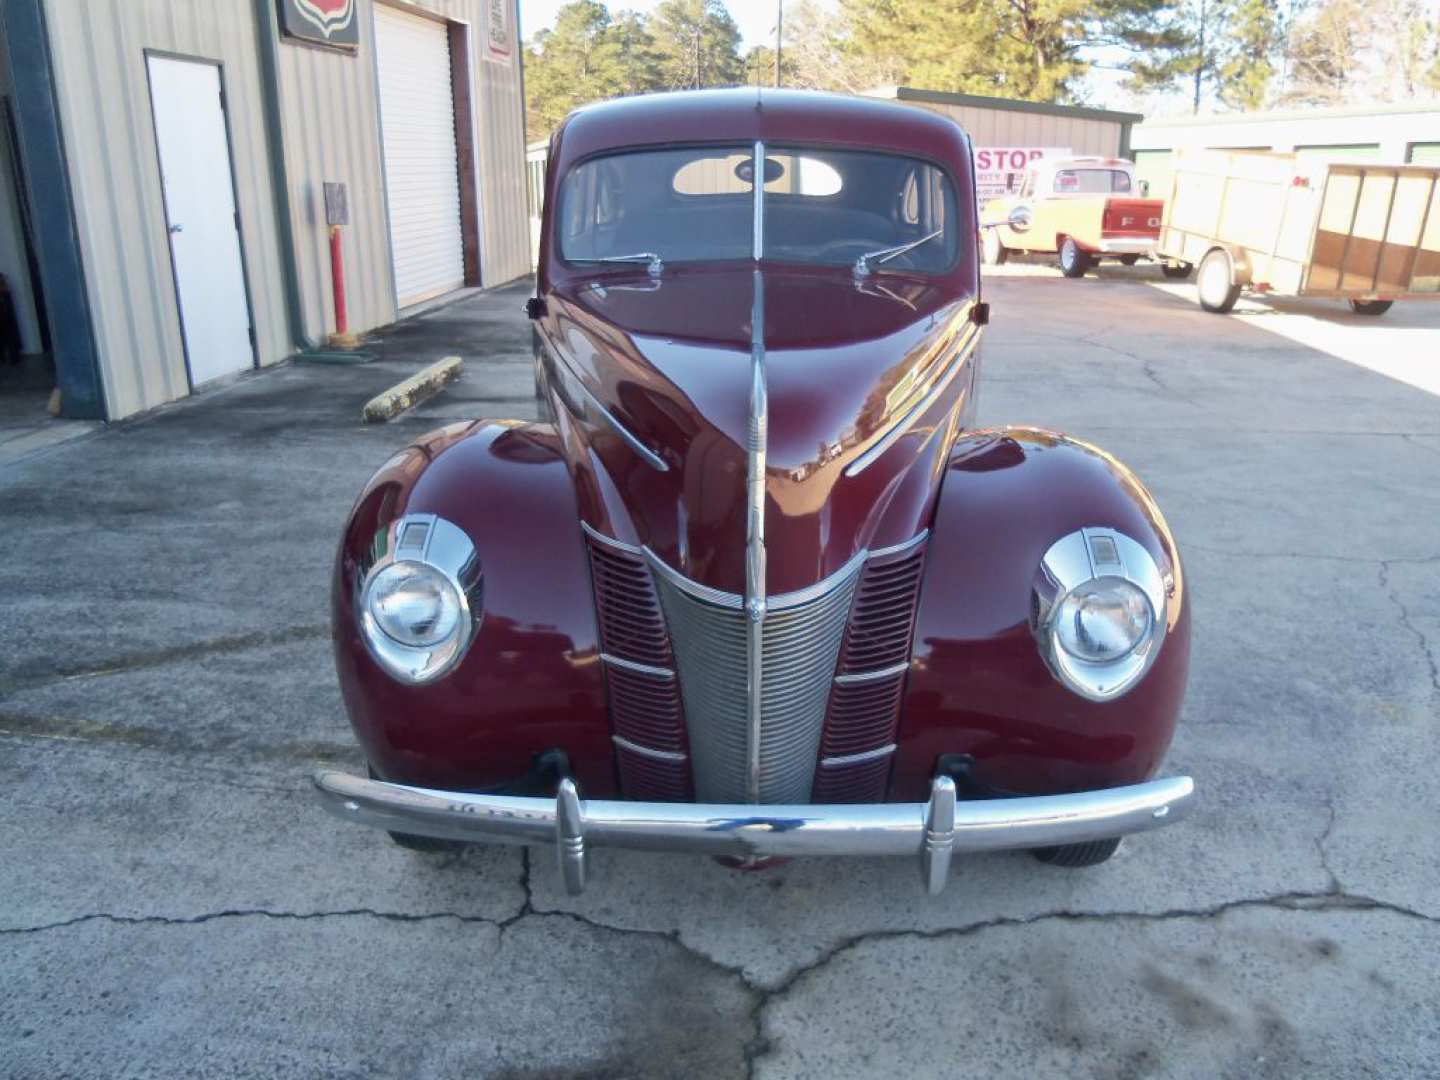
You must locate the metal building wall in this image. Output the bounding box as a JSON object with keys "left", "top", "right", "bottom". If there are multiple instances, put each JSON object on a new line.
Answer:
{"left": 1133, "top": 104, "right": 1440, "bottom": 163}
{"left": 275, "top": 0, "right": 530, "bottom": 343}
{"left": 0, "top": 36, "right": 43, "bottom": 356}
{"left": 41, "top": 0, "right": 290, "bottom": 420}
{"left": 42, "top": 0, "right": 529, "bottom": 419}
{"left": 868, "top": 88, "right": 1137, "bottom": 158}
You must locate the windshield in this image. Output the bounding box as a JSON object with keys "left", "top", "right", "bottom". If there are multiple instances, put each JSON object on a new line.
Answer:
{"left": 557, "top": 146, "right": 960, "bottom": 274}
{"left": 1054, "top": 169, "right": 1133, "bottom": 194}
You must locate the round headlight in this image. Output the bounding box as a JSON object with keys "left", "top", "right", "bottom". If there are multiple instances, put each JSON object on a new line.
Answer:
{"left": 366, "top": 561, "right": 462, "bottom": 647}
{"left": 1054, "top": 578, "right": 1153, "bottom": 663}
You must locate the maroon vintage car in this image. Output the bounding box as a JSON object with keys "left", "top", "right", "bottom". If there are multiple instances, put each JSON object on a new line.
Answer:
{"left": 315, "top": 89, "right": 1194, "bottom": 895}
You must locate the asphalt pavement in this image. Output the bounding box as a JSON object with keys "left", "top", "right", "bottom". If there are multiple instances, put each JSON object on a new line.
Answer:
{"left": 2, "top": 269, "right": 1438, "bottom": 1078}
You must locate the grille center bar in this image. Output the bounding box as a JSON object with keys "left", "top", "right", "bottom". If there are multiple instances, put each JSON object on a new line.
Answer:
{"left": 745, "top": 139, "right": 768, "bottom": 805}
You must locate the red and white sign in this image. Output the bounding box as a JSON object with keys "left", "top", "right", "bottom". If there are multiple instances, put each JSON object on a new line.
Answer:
{"left": 276, "top": 0, "right": 359, "bottom": 50}
{"left": 485, "top": 0, "right": 514, "bottom": 63}
{"left": 974, "top": 147, "right": 1071, "bottom": 202}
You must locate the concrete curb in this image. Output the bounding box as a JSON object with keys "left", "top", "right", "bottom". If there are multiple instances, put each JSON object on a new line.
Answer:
{"left": 362, "top": 356, "right": 463, "bottom": 423}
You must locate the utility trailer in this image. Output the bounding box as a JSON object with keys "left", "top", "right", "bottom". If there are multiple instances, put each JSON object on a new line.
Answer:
{"left": 1154, "top": 149, "right": 1440, "bottom": 315}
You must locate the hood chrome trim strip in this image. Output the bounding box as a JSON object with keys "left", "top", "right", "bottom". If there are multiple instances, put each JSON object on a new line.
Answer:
{"left": 843, "top": 321, "right": 980, "bottom": 478}
{"left": 746, "top": 141, "right": 768, "bottom": 804}
{"left": 540, "top": 335, "right": 670, "bottom": 473}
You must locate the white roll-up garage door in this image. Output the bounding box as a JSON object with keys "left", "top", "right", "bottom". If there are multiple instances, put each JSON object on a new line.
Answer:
{"left": 375, "top": 4, "right": 466, "bottom": 307}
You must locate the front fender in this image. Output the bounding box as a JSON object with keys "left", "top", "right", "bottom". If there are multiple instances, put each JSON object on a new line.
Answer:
{"left": 332, "top": 421, "right": 613, "bottom": 794}
{"left": 893, "top": 427, "right": 1190, "bottom": 800}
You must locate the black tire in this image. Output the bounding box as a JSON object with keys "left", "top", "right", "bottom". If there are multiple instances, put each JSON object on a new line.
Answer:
{"left": 368, "top": 765, "right": 466, "bottom": 852}
{"left": 1119, "top": 254, "right": 1140, "bottom": 266}
{"left": 1348, "top": 299, "right": 1393, "bottom": 316}
{"left": 981, "top": 227, "right": 1009, "bottom": 266}
{"left": 1162, "top": 262, "right": 1192, "bottom": 280}
{"left": 1058, "top": 237, "right": 1091, "bottom": 278}
{"left": 1197, "top": 250, "right": 1240, "bottom": 313}
{"left": 1032, "top": 838, "right": 1122, "bottom": 868}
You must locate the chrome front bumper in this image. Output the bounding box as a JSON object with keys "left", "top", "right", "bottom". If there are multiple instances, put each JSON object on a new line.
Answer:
{"left": 313, "top": 770, "right": 1195, "bottom": 896}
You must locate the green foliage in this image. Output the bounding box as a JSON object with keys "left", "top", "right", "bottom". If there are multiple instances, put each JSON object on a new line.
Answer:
{"left": 524, "top": 0, "right": 745, "bottom": 139}
{"left": 1217, "top": 0, "right": 1279, "bottom": 110}
{"left": 837, "top": 0, "right": 1191, "bottom": 102}
{"left": 650, "top": 0, "right": 746, "bottom": 90}
{"left": 1125, "top": 0, "right": 1283, "bottom": 111}
{"left": 521, "top": 0, "right": 1429, "bottom": 139}
{"left": 1282, "top": 0, "right": 1369, "bottom": 104}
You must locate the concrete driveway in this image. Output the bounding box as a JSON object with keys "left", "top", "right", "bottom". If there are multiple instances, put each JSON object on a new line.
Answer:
{"left": 2, "top": 272, "right": 1438, "bottom": 1078}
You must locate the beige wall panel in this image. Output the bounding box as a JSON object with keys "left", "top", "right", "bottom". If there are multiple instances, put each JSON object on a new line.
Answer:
{"left": 275, "top": 4, "right": 392, "bottom": 340}
{"left": 277, "top": 0, "right": 528, "bottom": 341}
{"left": 899, "top": 100, "right": 1122, "bottom": 158}
{"left": 43, "top": 0, "right": 290, "bottom": 419}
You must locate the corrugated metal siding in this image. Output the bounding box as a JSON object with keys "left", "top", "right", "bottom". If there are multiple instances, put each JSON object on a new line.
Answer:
{"left": 41, "top": 0, "right": 290, "bottom": 419}
{"left": 470, "top": 2, "right": 531, "bottom": 284}
{"left": 904, "top": 101, "right": 1123, "bottom": 157}
{"left": 44, "top": 0, "right": 529, "bottom": 418}
{"left": 273, "top": 2, "right": 393, "bottom": 341}
{"left": 277, "top": 0, "right": 529, "bottom": 339}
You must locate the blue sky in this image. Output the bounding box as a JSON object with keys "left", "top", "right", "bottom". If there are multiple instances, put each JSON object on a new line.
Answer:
{"left": 518, "top": 1, "right": 785, "bottom": 50}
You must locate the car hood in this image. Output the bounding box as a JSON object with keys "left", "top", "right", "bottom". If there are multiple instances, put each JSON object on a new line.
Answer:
{"left": 543, "top": 264, "right": 977, "bottom": 595}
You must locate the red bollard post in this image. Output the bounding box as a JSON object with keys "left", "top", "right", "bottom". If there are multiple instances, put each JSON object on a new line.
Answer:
{"left": 328, "top": 223, "right": 358, "bottom": 349}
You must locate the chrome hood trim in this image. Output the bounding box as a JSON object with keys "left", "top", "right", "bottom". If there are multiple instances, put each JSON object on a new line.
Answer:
{"left": 745, "top": 142, "right": 769, "bottom": 804}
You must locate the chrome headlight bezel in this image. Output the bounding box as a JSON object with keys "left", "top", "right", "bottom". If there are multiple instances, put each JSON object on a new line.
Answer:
{"left": 1032, "top": 527, "right": 1169, "bottom": 702}
{"left": 358, "top": 513, "right": 482, "bottom": 684}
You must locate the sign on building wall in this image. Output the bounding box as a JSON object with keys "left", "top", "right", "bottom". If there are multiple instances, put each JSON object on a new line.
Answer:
{"left": 974, "top": 147, "right": 1072, "bottom": 202}
{"left": 277, "top": 0, "right": 360, "bottom": 51}
{"left": 484, "top": 0, "right": 514, "bottom": 63}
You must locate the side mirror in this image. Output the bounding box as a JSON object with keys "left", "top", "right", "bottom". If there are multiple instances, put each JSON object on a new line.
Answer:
{"left": 1007, "top": 206, "right": 1032, "bottom": 233}
{"left": 1139, "top": 180, "right": 1151, "bottom": 197}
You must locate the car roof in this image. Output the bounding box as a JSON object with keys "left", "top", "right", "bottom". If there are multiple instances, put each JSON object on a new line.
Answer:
{"left": 549, "top": 88, "right": 972, "bottom": 179}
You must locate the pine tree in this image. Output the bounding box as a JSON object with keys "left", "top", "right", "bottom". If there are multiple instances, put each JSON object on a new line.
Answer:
{"left": 650, "top": 0, "right": 746, "bottom": 90}
{"left": 838, "top": 0, "right": 1190, "bottom": 102}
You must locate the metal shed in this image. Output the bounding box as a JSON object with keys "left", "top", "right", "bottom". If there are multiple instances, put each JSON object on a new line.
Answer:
{"left": 1132, "top": 103, "right": 1440, "bottom": 202}
{"left": 866, "top": 87, "right": 1142, "bottom": 156}
{"left": 0, "top": 0, "right": 531, "bottom": 422}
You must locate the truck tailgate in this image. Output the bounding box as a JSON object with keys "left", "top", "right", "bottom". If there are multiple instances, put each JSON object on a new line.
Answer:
{"left": 1103, "top": 198, "right": 1165, "bottom": 238}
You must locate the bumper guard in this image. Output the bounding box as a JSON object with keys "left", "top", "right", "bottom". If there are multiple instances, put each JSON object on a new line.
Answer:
{"left": 313, "top": 770, "right": 1195, "bottom": 896}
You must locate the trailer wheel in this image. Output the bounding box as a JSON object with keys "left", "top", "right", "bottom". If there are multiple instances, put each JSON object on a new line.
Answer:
{"left": 1059, "top": 237, "right": 1091, "bottom": 278}
{"left": 981, "top": 228, "right": 1009, "bottom": 266}
{"left": 1197, "top": 250, "right": 1240, "bottom": 313}
{"left": 1119, "top": 254, "right": 1140, "bottom": 266}
{"left": 1162, "top": 262, "right": 1192, "bottom": 280}
{"left": 1348, "top": 299, "right": 1393, "bottom": 316}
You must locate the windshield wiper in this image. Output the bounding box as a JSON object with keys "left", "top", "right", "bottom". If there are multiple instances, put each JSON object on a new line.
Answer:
{"left": 853, "top": 230, "right": 944, "bottom": 279}
{"left": 571, "top": 252, "right": 663, "bottom": 278}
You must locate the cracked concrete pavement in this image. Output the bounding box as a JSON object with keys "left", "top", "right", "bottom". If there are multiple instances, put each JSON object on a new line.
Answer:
{"left": 2, "top": 272, "right": 1439, "bottom": 1077}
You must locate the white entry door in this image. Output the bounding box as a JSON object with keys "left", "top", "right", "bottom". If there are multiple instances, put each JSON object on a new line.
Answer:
{"left": 147, "top": 55, "right": 254, "bottom": 387}
{"left": 374, "top": 4, "right": 466, "bottom": 306}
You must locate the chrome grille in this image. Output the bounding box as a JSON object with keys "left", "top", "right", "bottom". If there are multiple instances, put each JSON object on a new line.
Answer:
{"left": 814, "top": 535, "right": 930, "bottom": 803}
{"left": 583, "top": 528, "right": 691, "bottom": 800}
{"left": 651, "top": 554, "right": 863, "bottom": 803}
